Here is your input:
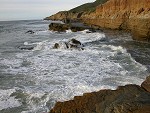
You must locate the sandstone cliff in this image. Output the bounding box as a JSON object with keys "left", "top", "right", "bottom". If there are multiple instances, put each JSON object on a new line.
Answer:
{"left": 45, "top": 0, "right": 150, "bottom": 41}
{"left": 49, "top": 76, "right": 150, "bottom": 113}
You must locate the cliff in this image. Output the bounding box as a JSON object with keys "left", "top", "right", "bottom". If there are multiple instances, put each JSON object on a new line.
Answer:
{"left": 49, "top": 76, "right": 150, "bottom": 113}
{"left": 45, "top": 0, "right": 150, "bottom": 41}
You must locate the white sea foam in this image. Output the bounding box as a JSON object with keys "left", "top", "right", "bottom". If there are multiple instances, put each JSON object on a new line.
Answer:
{"left": 66, "top": 29, "right": 72, "bottom": 33}
{"left": 24, "top": 42, "right": 29, "bottom": 45}
{"left": 0, "top": 89, "right": 21, "bottom": 110}
{"left": 33, "top": 40, "right": 49, "bottom": 51}
{"left": 35, "top": 30, "right": 53, "bottom": 35}
{"left": 75, "top": 32, "right": 106, "bottom": 43}
{"left": 0, "top": 29, "right": 148, "bottom": 113}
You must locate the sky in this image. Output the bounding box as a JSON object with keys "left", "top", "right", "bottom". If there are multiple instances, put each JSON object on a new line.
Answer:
{"left": 0, "top": 0, "right": 95, "bottom": 21}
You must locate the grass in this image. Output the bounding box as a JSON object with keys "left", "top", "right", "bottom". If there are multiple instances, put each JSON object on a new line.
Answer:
{"left": 69, "top": 0, "right": 108, "bottom": 13}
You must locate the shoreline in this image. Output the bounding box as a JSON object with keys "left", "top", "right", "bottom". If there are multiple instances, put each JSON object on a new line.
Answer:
{"left": 49, "top": 75, "right": 150, "bottom": 113}
{"left": 45, "top": 0, "right": 150, "bottom": 42}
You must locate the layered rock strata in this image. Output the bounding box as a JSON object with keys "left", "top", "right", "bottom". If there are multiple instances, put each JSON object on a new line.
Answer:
{"left": 49, "top": 76, "right": 150, "bottom": 113}
{"left": 46, "top": 0, "right": 150, "bottom": 41}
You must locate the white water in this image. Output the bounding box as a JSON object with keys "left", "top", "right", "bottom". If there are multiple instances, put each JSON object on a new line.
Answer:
{"left": 0, "top": 20, "right": 149, "bottom": 113}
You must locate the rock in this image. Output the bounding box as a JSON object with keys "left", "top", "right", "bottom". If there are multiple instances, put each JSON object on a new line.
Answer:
{"left": 85, "top": 0, "right": 150, "bottom": 41}
{"left": 46, "top": 0, "right": 150, "bottom": 41}
{"left": 53, "top": 43, "right": 60, "bottom": 49}
{"left": 53, "top": 39, "right": 84, "bottom": 50}
{"left": 49, "top": 76, "right": 150, "bottom": 113}
{"left": 53, "top": 41, "right": 68, "bottom": 49}
{"left": 68, "top": 39, "right": 84, "bottom": 50}
{"left": 18, "top": 45, "right": 34, "bottom": 50}
{"left": 49, "top": 22, "right": 92, "bottom": 32}
{"left": 68, "top": 38, "right": 81, "bottom": 45}
{"left": 49, "top": 22, "right": 90, "bottom": 32}
{"left": 141, "top": 75, "right": 150, "bottom": 93}
{"left": 25, "top": 30, "right": 35, "bottom": 34}
{"left": 70, "top": 26, "right": 86, "bottom": 32}
{"left": 49, "top": 23, "right": 69, "bottom": 32}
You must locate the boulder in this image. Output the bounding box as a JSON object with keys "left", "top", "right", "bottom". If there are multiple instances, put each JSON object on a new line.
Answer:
{"left": 141, "top": 75, "right": 150, "bottom": 93}
{"left": 49, "top": 22, "right": 94, "bottom": 32}
{"left": 18, "top": 45, "right": 34, "bottom": 50}
{"left": 53, "top": 41, "right": 68, "bottom": 49}
{"left": 53, "top": 39, "right": 84, "bottom": 50}
{"left": 70, "top": 26, "right": 86, "bottom": 32}
{"left": 49, "top": 76, "right": 150, "bottom": 113}
{"left": 49, "top": 23, "right": 69, "bottom": 32}
{"left": 25, "top": 30, "right": 35, "bottom": 34}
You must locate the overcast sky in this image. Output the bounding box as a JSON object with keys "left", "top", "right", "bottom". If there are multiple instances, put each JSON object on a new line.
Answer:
{"left": 0, "top": 0, "right": 95, "bottom": 21}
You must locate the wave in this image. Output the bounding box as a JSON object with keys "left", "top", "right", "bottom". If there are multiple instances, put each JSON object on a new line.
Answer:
{"left": 0, "top": 89, "right": 21, "bottom": 110}
{"left": 0, "top": 27, "right": 148, "bottom": 112}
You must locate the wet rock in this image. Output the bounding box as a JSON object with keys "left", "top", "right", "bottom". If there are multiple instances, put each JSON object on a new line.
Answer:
{"left": 53, "top": 39, "right": 84, "bottom": 50}
{"left": 53, "top": 43, "right": 60, "bottom": 49}
{"left": 18, "top": 45, "right": 34, "bottom": 50}
{"left": 70, "top": 26, "right": 85, "bottom": 32}
{"left": 49, "top": 23, "right": 69, "bottom": 32}
{"left": 68, "top": 38, "right": 81, "bottom": 46}
{"left": 49, "top": 23, "right": 91, "bottom": 32}
{"left": 25, "top": 30, "right": 35, "bottom": 34}
{"left": 49, "top": 76, "right": 150, "bottom": 113}
{"left": 141, "top": 75, "right": 150, "bottom": 93}
{"left": 53, "top": 41, "right": 68, "bottom": 49}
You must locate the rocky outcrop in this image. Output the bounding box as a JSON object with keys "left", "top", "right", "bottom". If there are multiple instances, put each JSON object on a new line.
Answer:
{"left": 49, "top": 76, "right": 150, "bottom": 113}
{"left": 46, "top": 0, "right": 150, "bottom": 41}
{"left": 141, "top": 75, "right": 150, "bottom": 92}
{"left": 49, "top": 23, "right": 70, "bottom": 32}
{"left": 53, "top": 39, "right": 84, "bottom": 50}
{"left": 84, "top": 0, "right": 150, "bottom": 41}
{"left": 49, "top": 22, "right": 98, "bottom": 32}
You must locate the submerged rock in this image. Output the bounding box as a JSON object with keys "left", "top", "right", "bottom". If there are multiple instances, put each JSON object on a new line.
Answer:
{"left": 18, "top": 45, "right": 34, "bottom": 50}
{"left": 49, "top": 76, "right": 150, "bottom": 113}
{"left": 25, "top": 30, "right": 35, "bottom": 34}
{"left": 53, "top": 38, "right": 84, "bottom": 50}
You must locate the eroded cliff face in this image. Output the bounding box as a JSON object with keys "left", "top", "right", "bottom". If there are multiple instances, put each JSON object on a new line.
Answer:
{"left": 85, "top": 0, "right": 150, "bottom": 41}
{"left": 46, "top": 0, "right": 150, "bottom": 41}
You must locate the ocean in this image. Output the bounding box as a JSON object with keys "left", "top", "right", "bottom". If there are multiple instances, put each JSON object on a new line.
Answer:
{"left": 0, "top": 20, "right": 149, "bottom": 113}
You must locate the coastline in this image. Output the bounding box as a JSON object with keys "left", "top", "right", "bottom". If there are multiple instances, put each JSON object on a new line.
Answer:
{"left": 46, "top": 0, "right": 150, "bottom": 112}
{"left": 45, "top": 0, "right": 150, "bottom": 42}
{"left": 49, "top": 76, "right": 150, "bottom": 113}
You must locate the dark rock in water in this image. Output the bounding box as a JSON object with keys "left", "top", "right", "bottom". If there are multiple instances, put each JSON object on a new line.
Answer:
{"left": 49, "top": 22, "right": 95, "bottom": 32}
{"left": 141, "top": 75, "right": 150, "bottom": 93}
{"left": 53, "top": 43, "right": 60, "bottom": 49}
{"left": 68, "top": 38, "right": 81, "bottom": 45}
{"left": 70, "top": 26, "right": 85, "bottom": 32}
{"left": 18, "top": 45, "right": 34, "bottom": 50}
{"left": 53, "top": 42, "right": 68, "bottom": 49}
{"left": 25, "top": 30, "right": 35, "bottom": 34}
{"left": 49, "top": 23, "right": 69, "bottom": 32}
{"left": 49, "top": 76, "right": 150, "bottom": 113}
{"left": 53, "top": 39, "right": 84, "bottom": 50}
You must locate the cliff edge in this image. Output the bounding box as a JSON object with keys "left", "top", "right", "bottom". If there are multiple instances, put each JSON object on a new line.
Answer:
{"left": 49, "top": 76, "right": 150, "bottom": 113}
{"left": 45, "top": 0, "right": 150, "bottom": 41}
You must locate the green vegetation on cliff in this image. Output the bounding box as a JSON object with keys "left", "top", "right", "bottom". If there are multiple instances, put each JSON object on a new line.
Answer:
{"left": 69, "top": 0, "right": 108, "bottom": 13}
